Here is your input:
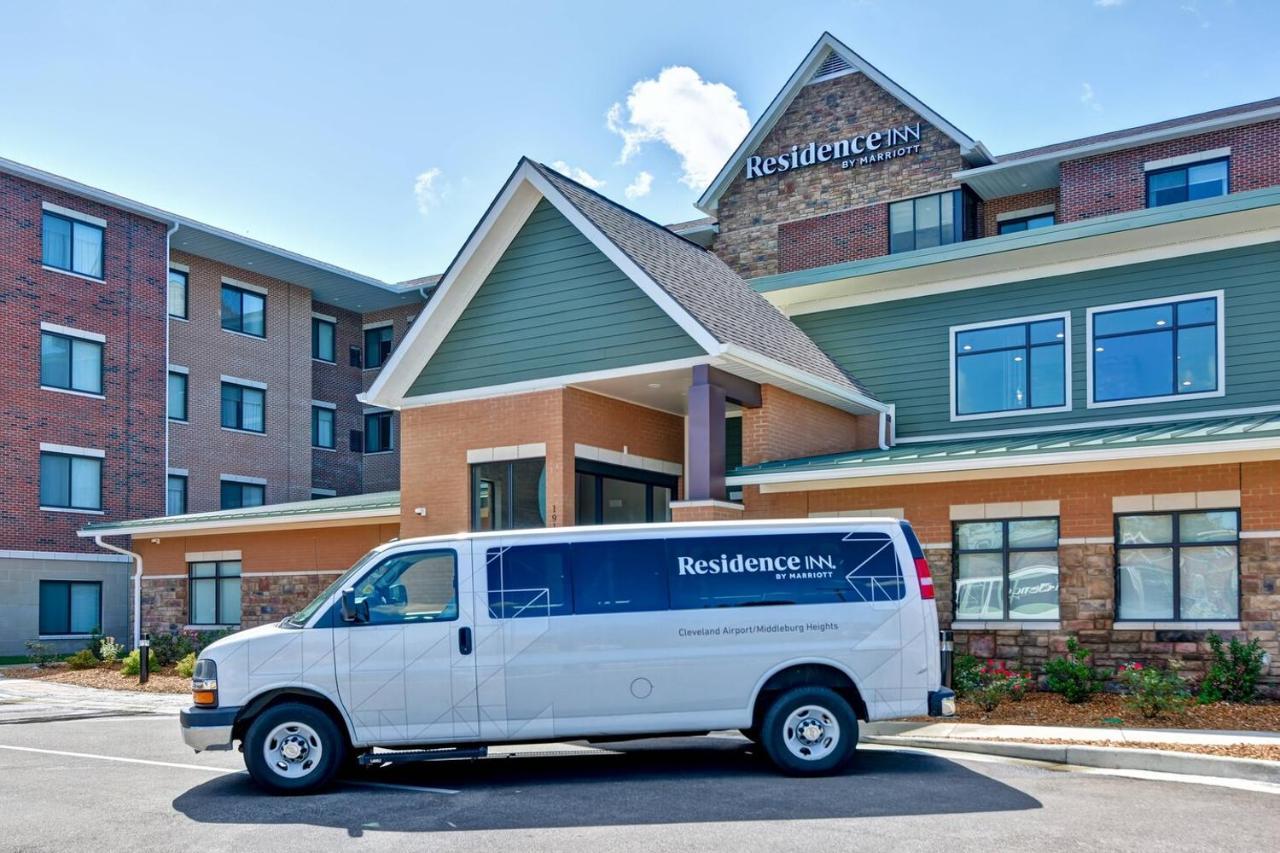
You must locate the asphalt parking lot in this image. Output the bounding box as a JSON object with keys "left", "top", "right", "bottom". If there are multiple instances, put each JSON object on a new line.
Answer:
{"left": 0, "top": 714, "right": 1277, "bottom": 852}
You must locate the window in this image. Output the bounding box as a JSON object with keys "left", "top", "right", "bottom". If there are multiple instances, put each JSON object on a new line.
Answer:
{"left": 39, "top": 451, "right": 102, "bottom": 511}
{"left": 888, "top": 190, "right": 975, "bottom": 254}
{"left": 220, "top": 382, "right": 265, "bottom": 432}
{"left": 312, "top": 405, "right": 335, "bottom": 449}
{"left": 312, "top": 317, "right": 335, "bottom": 362}
{"left": 1116, "top": 510, "right": 1239, "bottom": 621}
{"left": 1147, "top": 158, "right": 1228, "bottom": 208}
{"left": 575, "top": 461, "right": 677, "bottom": 525}
{"left": 40, "top": 331, "right": 103, "bottom": 395}
{"left": 1090, "top": 293, "right": 1221, "bottom": 405}
{"left": 364, "top": 411, "right": 393, "bottom": 453}
{"left": 38, "top": 581, "right": 102, "bottom": 635}
{"left": 189, "top": 560, "right": 241, "bottom": 626}
{"left": 998, "top": 212, "right": 1055, "bottom": 234}
{"left": 168, "top": 269, "right": 188, "bottom": 319}
{"left": 953, "top": 315, "right": 1068, "bottom": 418}
{"left": 363, "top": 325, "right": 393, "bottom": 369}
{"left": 168, "top": 371, "right": 188, "bottom": 421}
{"left": 311, "top": 489, "right": 336, "bottom": 500}
{"left": 220, "top": 284, "right": 265, "bottom": 337}
{"left": 471, "top": 458, "right": 546, "bottom": 531}
{"left": 487, "top": 544, "right": 572, "bottom": 619}
{"left": 353, "top": 551, "right": 458, "bottom": 624}
{"left": 167, "top": 474, "right": 187, "bottom": 516}
{"left": 570, "top": 539, "right": 670, "bottom": 615}
{"left": 42, "top": 212, "right": 103, "bottom": 278}
{"left": 954, "top": 519, "right": 1059, "bottom": 621}
{"left": 220, "top": 480, "right": 264, "bottom": 509}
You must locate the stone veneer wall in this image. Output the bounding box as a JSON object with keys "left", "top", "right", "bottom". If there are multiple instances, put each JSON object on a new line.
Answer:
{"left": 141, "top": 572, "right": 338, "bottom": 635}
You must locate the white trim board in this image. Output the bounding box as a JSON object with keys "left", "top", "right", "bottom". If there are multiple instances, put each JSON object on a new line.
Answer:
{"left": 42, "top": 201, "right": 106, "bottom": 228}
{"left": 1144, "top": 147, "right": 1230, "bottom": 172}
{"left": 39, "top": 442, "right": 104, "bottom": 458}
{"left": 221, "top": 276, "right": 268, "bottom": 295}
{"left": 996, "top": 204, "right": 1056, "bottom": 223}
{"left": 574, "top": 443, "right": 682, "bottom": 476}
{"left": 220, "top": 374, "right": 267, "bottom": 390}
{"left": 39, "top": 322, "right": 106, "bottom": 343}
{"left": 467, "top": 443, "right": 547, "bottom": 464}
{"left": 220, "top": 474, "right": 267, "bottom": 485}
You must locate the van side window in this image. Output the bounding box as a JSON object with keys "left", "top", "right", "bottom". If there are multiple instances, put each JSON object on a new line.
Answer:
{"left": 571, "top": 539, "right": 669, "bottom": 614}
{"left": 356, "top": 551, "right": 458, "bottom": 624}
{"left": 666, "top": 532, "right": 903, "bottom": 610}
{"left": 486, "top": 544, "right": 573, "bottom": 619}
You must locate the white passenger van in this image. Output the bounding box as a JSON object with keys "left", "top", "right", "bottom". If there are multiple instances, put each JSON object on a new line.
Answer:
{"left": 181, "top": 518, "right": 954, "bottom": 793}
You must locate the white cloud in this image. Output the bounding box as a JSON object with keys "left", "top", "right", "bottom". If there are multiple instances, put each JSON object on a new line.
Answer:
{"left": 1080, "top": 82, "right": 1103, "bottom": 112}
{"left": 413, "top": 168, "right": 445, "bottom": 215}
{"left": 551, "top": 161, "right": 605, "bottom": 189}
{"left": 607, "top": 66, "right": 751, "bottom": 190}
{"left": 624, "top": 171, "right": 653, "bottom": 200}
{"left": 1094, "top": 0, "right": 1125, "bottom": 7}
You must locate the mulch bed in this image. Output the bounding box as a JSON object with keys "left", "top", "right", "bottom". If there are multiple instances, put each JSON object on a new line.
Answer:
{"left": 0, "top": 662, "right": 190, "bottom": 694}
{"left": 988, "top": 737, "right": 1280, "bottom": 762}
{"left": 909, "top": 691, "right": 1280, "bottom": 732}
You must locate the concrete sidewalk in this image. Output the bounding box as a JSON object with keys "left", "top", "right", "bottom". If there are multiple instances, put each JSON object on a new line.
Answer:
{"left": 0, "top": 676, "right": 187, "bottom": 724}
{"left": 866, "top": 720, "right": 1280, "bottom": 746}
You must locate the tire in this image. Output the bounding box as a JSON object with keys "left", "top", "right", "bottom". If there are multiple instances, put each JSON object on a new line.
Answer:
{"left": 243, "top": 702, "right": 346, "bottom": 794}
{"left": 759, "top": 687, "right": 858, "bottom": 776}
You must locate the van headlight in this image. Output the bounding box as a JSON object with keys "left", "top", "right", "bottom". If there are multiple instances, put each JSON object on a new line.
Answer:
{"left": 191, "top": 659, "right": 218, "bottom": 707}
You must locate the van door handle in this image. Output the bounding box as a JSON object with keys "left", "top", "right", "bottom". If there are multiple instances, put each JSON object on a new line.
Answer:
{"left": 458, "top": 626, "right": 472, "bottom": 656}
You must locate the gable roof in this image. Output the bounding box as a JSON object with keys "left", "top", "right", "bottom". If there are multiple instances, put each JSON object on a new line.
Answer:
{"left": 362, "top": 158, "right": 882, "bottom": 413}
{"left": 695, "top": 32, "right": 990, "bottom": 215}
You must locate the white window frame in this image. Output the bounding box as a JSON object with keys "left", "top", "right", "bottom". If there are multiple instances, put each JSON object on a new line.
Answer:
{"left": 1086, "top": 290, "right": 1226, "bottom": 409}
{"left": 949, "top": 310, "right": 1073, "bottom": 422}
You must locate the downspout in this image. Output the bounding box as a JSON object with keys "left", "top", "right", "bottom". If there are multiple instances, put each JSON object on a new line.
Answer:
{"left": 877, "top": 411, "right": 889, "bottom": 451}
{"left": 94, "top": 536, "right": 143, "bottom": 650}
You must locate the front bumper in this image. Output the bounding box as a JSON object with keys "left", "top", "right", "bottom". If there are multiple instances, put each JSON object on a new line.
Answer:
{"left": 180, "top": 705, "right": 239, "bottom": 752}
{"left": 927, "top": 688, "right": 957, "bottom": 717}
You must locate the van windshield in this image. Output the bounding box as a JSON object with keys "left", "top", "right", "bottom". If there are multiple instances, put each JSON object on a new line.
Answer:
{"left": 285, "top": 546, "right": 388, "bottom": 627}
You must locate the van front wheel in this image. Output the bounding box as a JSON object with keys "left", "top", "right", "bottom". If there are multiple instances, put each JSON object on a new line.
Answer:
{"left": 760, "top": 687, "right": 857, "bottom": 776}
{"left": 244, "top": 703, "right": 345, "bottom": 794}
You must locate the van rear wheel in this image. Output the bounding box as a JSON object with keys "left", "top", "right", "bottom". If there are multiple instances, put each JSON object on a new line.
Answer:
{"left": 244, "top": 702, "right": 345, "bottom": 794}
{"left": 760, "top": 687, "right": 857, "bottom": 776}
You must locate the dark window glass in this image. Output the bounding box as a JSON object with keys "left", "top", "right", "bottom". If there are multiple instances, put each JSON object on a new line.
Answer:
{"left": 363, "top": 326, "right": 393, "bottom": 369}
{"left": 220, "top": 284, "right": 266, "bottom": 337}
{"left": 220, "top": 481, "right": 264, "bottom": 510}
{"left": 168, "top": 371, "right": 188, "bottom": 421}
{"left": 570, "top": 539, "right": 669, "bottom": 614}
{"left": 349, "top": 429, "right": 363, "bottom": 453}
{"left": 954, "top": 519, "right": 1059, "bottom": 620}
{"left": 364, "top": 411, "right": 393, "bottom": 453}
{"left": 167, "top": 474, "right": 187, "bottom": 516}
{"left": 1116, "top": 510, "right": 1238, "bottom": 621}
{"left": 312, "top": 406, "right": 335, "bottom": 449}
{"left": 168, "top": 269, "right": 188, "bottom": 319}
{"left": 666, "top": 532, "right": 903, "bottom": 610}
{"left": 997, "top": 212, "right": 1055, "bottom": 234}
{"left": 1147, "top": 158, "right": 1228, "bottom": 208}
{"left": 42, "top": 212, "right": 103, "bottom": 278}
{"left": 39, "top": 452, "right": 101, "bottom": 510}
{"left": 189, "top": 560, "right": 241, "bottom": 625}
{"left": 1092, "top": 296, "right": 1218, "bottom": 403}
{"left": 352, "top": 551, "right": 458, "bottom": 624}
{"left": 349, "top": 346, "right": 363, "bottom": 368}
{"left": 312, "top": 318, "right": 335, "bottom": 362}
{"left": 220, "top": 382, "right": 265, "bottom": 432}
{"left": 38, "top": 580, "right": 102, "bottom": 635}
{"left": 471, "top": 458, "right": 546, "bottom": 531}
{"left": 955, "top": 317, "right": 1066, "bottom": 415}
{"left": 486, "top": 544, "right": 572, "bottom": 619}
{"left": 888, "top": 190, "right": 967, "bottom": 254}
{"left": 40, "top": 332, "right": 103, "bottom": 395}
{"left": 574, "top": 461, "right": 678, "bottom": 526}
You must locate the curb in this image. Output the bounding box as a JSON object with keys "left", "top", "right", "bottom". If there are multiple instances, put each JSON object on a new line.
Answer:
{"left": 862, "top": 734, "right": 1280, "bottom": 785}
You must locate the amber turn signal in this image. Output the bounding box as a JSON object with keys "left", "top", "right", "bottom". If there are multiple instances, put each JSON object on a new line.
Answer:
{"left": 192, "top": 690, "right": 217, "bottom": 706}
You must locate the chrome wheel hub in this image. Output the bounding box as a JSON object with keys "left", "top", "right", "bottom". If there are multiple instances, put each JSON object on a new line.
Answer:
{"left": 783, "top": 705, "right": 841, "bottom": 762}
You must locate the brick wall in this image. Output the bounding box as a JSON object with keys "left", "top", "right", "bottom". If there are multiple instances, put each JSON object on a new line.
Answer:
{"left": 777, "top": 203, "right": 887, "bottom": 272}
{"left": 981, "top": 187, "right": 1061, "bottom": 236}
{"left": 1059, "top": 119, "right": 1280, "bottom": 222}
{"left": 310, "top": 300, "right": 364, "bottom": 496}
{"left": 0, "top": 172, "right": 168, "bottom": 553}
{"left": 168, "top": 251, "right": 314, "bottom": 512}
{"left": 359, "top": 304, "right": 422, "bottom": 493}
{"left": 740, "top": 384, "right": 880, "bottom": 466}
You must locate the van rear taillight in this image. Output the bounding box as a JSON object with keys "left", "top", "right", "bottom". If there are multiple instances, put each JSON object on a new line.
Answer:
{"left": 914, "top": 557, "right": 935, "bottom": 600}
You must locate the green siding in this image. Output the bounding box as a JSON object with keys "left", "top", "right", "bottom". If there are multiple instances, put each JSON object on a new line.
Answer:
{"left": 794, "top": 242, "right": 1280, "bottom": 437}
{"left": 409, "top": 200, "right": 703, "bottom": 396}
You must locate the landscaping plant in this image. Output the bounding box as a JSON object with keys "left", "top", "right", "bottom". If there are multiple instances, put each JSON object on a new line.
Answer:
{"left": 119, "top": 648, "right": 159, "bottom": 677}
{"left": 65, "top": 649, "right": 100, "bottom": 670}
{"left": 1044, "top": 637, "right": 1106, "bottom": 704}
{"left": 1118, "top": 662, "right": 1189, "bottom": 719}
{"left": 176, "top": 652, "right": 198, "bottom": 679}
{"left": 1199, "top": 632, "right": 1266, "bottom": 704}
{"left": 952, "top": 653, "right": 982, "bottom": 696}
{"left": 969, "top": 660, "right": 1032, "bottom": 712}
{"left": 98, "top": 636, "right": 123, "bottom": 663}
{"left": 23, "top": 640, "right": 55, "bottom": 668}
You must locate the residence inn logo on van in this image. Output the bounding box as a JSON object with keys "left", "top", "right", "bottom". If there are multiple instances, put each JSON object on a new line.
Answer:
{"left": 744, "top": 122, "right": 923, "bottom": 179}
{"left": 676, "top": 552, "right": 839, "bottom": 579}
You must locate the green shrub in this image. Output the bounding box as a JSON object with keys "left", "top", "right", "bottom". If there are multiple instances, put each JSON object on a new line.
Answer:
{"left": 85, "top": 631, "right": 105, "bottom": 660}
{"left": 98, "top": 636, "right": 123, "bottom": 663}
{"left": 23, "top": 640, "right": 56, "bottom": 668}
{"left": 176, "top": 652, "right": 197, "bottom": 679}
{"left": 1119, "top": 662, "right": 1189, "bottom": 719}
{"left": 1045, "top": 637, "right": 1106, "bottom": 704}
{"left": 952, "top": 654, "right": 982, "bottom": 696}
{"left": 65, "top": 649, "right": 100, "bottom": 670}
{"left": 149, "top": 633, "right": 196, "bottom": 667}
{"left": 1199, "top": 632, "right": 1266, "bottom": 703}
{"left": 119, "top": 649, "right": 159, "bottom": 677}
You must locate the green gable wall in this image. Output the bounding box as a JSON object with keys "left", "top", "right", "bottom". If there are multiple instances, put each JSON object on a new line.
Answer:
{"left": 408, "top": 199, "right": 704, "bottom": 396}
{"left": 794, "top": 242, "right": 1280, "bottom": 437}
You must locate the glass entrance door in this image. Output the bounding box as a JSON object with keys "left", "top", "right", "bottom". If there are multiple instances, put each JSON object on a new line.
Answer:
{"left": 575, "top": 460, "right": 676, "bottom": 525}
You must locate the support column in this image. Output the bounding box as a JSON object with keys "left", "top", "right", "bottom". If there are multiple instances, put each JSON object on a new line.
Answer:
{"left": 685, "top": 364, "right": 727, "bottom": 502}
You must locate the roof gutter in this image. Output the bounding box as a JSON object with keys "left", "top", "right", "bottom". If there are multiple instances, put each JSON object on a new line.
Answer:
{"left": 718, "top": 343, "right": 890, "bottom": 418}
{"left": 78, "top": 505, "right": 400, "bottom": 540}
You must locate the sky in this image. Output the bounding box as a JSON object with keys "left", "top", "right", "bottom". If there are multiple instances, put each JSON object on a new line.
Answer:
{"left": 2, "top": 1, "right": 1277, "bottom": 283}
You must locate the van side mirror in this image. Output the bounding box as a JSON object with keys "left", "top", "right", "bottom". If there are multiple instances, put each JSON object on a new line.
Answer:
{"left": 340, "top": 588, "right": 369, "bottom": 623}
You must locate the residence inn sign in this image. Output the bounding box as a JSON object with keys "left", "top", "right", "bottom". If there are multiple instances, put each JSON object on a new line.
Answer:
{"left": 744, "top": 121, "right": 924, "bottom": 179}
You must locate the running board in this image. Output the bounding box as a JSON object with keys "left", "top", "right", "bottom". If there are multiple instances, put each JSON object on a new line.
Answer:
{"left": 359, "top": 746, "right": 488, "bottom": 767}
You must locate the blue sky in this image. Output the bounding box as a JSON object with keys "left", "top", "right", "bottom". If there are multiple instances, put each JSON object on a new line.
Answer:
{"left": 2, "top": 1, "right": 1276, "bottom": 282}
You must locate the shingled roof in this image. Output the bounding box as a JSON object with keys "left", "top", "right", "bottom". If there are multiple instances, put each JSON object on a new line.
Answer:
{"left": 529, "top": 160, "right": 876, "bottom": 400}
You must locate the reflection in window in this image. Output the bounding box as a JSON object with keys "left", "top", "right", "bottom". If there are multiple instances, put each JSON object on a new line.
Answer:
{"left": 1117, "top": 510, "right": 1239, "bottom": 621}
{"left": 998, "top": 212, "right": 1055, "bottom": 234}
{"left": 355, "top": 551, "right": 457, "bottom": 624}
{"left": 574, "top": 461, "right": 676, "bottom": 525}
{"left": 43, "top": 212, "right": 104, "bottom": 278}
{"left": 1147, "top": 158, "right": 1228, "bottom": 208}
{"left": 471, "top": 458, "right": 546, "bottom": 531}
{"left": 954, "top": 518, "right": 1059, "bottom": 620}
{"left": 955, "top": 317, "right": 1066, "bottom": 416}
{"left": 1092, "top": 295, "right": 1219, "bottom": 403}
{"left": 889, "top": 190, "right": 975, "bottom": 254}
{"left": 221, "top": 284, "right": 266, "bottom": 337}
